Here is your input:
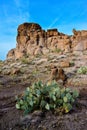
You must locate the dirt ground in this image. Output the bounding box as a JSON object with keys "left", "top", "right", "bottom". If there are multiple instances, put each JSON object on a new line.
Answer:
{"left": 0, "top": 51, "right": 87, "bottom": 130}
{"left": 0, "top": 81, "right": 87, "bottom": 130}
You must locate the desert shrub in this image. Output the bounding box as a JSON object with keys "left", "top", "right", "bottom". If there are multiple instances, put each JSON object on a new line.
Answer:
{"left": 77, "top": 66, "right": 87, "bottom": 74}
{"left": 0, "top": 60, "right": 3, "bottom": 65}
{"left": 16, "top": 81, "right": 79, "bottom": 115}
{"left": 54, "top": 48, "right": 61, "bottom": 53}
{"left": 21, "top": 57, "right": 29, "bottom": 64}
{"left": 70, "top": 61, "right": 75, "bottom": 67}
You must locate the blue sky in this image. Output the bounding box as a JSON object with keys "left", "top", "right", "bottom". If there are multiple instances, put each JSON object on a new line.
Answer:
{"left": 0, "top": 0, "right": 87, "bottom": 60}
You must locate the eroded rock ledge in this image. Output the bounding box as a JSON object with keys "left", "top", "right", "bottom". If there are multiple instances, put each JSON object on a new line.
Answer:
{"left": 7, "top": 22, "right": 87, "bottom": 59}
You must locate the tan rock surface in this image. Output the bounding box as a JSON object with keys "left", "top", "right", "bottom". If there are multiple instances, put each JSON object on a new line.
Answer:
{"left": 7, "top": 22, "right": 87, "bottom": 59}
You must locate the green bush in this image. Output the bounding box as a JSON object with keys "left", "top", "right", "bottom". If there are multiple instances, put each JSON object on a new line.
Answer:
{"left": 70, "top": 61, "right": 75, "bottom": 67}
{"left": 77, "top": 66, "right": 87, "bottom": 74}
{"left": 54, "top": 48, "right": 61, "bottom": 53}
{"left": 21, "top": 57, "right": 29, "bottom": 64}
{"left": 0, "top": 60, "right": 3, "bottom": 64}
{"left": 16, "top": 81, "right": 79, "bottom": 115}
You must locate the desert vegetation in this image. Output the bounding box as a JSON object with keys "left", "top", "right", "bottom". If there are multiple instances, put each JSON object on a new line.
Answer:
{"left": 16, "top": 81, "right": 79, "bottom": 115}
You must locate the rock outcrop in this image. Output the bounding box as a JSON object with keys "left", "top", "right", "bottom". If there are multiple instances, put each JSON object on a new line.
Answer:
{"left": 51, "top": 66, "right": 67, "bottom": 85}
{"left": 7, "top": 23, "right": 87, "bottom": 59}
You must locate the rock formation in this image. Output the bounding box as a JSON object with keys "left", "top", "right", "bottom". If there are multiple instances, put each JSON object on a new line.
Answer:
{"left": 50, "top": 66, "right": 67, "bottom": 85}
{"left": 7, "top": 22, "right": 87, "bottom": 59}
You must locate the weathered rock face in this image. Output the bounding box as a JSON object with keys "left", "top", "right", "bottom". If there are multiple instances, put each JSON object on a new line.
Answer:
{"left": 7, "top": 23, "right": 87, "bottom": 59}
{"left": 71, "top": 29, "right": 87, "bottom": 51}
{"left": 16, "top": 23, "right": 45, "bottom": 58}
{"left": 7, "top": 49, "right": 15, "bottom": 59}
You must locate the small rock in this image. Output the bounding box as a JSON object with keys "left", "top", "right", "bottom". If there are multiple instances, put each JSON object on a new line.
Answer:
{"left": 11, "top": 68, "right": 21, "bottom": 75}
{"left": 60, "top": 61, "right": 70, "bottom": 68}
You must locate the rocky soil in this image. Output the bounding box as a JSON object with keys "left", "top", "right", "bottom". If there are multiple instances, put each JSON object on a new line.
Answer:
{"left": 0, "top": 50, "right": 87, "bottom": 130}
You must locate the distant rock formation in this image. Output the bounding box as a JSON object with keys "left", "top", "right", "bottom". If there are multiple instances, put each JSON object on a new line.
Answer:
{"left": 7, "top": 23, "right": 87, "bottom": 59}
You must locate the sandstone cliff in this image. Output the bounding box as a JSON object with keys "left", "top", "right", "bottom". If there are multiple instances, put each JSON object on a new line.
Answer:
{"left": 7, "top": 23, "right": 87, "bottom": 59}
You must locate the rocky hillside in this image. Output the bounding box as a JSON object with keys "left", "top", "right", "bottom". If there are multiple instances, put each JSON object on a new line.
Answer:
{"left": 7, "top": 22, "right": 87, "bottom": 59}
{"left": 0, "top": 23, "right": 87, "bottom": 130}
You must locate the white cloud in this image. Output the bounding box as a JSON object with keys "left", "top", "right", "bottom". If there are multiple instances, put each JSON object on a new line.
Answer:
{"left": 0, "top": 0, "right": 30, "bottom": 36}
{"left": 48, "top": 18, "right": 59, "bottom": 28}
{"left": 2, "top": 0, "right": 30, "bottom": 25}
